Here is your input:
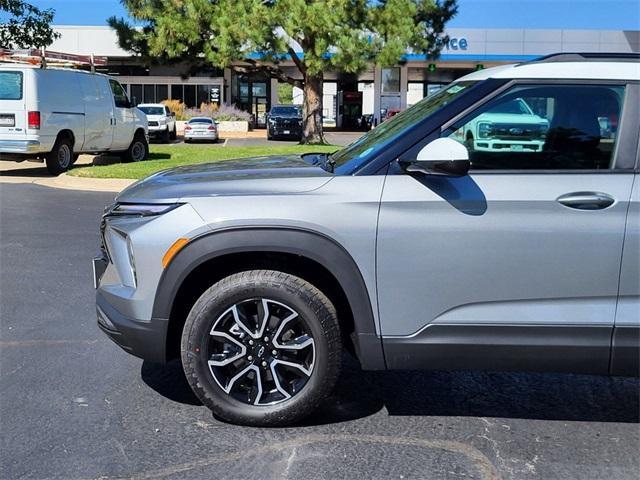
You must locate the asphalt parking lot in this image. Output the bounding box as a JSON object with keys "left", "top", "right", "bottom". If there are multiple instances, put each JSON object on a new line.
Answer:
{"left": 1, "top": 183, "right": 639, "bottom": 480}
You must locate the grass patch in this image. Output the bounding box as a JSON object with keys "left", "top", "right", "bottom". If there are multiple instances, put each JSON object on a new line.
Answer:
{"left": 69, "top": 144, "right": 339, "bottom": 179}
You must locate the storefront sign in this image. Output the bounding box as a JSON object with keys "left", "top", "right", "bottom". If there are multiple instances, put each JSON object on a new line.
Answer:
{"left": 210, "top": 85, "right": 221, "bottom": 104}
{"left": 436, "top": 37, "right": 469, "bottom": 51}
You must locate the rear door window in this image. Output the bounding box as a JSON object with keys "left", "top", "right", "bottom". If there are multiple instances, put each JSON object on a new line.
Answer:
{"left": 0, "top": 71, "right": 23, "bottom": 100}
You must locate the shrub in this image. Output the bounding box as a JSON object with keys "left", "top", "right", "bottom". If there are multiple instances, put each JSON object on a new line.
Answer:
{"left": 161, "top": 99, "right": 185, "bottom": 120}
{"left": 161, "top": 101, "right": 252, "bottom": 122}
{"left": 211, "top": 105, "right": 253, "bottom": 122}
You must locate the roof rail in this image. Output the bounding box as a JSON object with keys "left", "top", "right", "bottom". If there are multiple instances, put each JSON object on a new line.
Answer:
{"left": 0, "top": 48, "right": 107, "bottom": 71}
{"left": 529, "top": 52, "right": 640, "bottom": 63}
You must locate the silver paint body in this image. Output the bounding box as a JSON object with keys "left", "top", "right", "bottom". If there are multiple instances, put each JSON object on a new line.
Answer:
{"left": 99, "top": 155, "right": 639, "bottom": 339}
{"left": 98, "top": 61, "right": 640, "bottom": 343}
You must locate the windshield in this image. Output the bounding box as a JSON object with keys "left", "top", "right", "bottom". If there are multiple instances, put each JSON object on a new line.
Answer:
{"left": 270, "top": 106, "right": 301, "bottom": 117}
{"left": 488, "top": 98, "right": 532, "bottom": 115}
{"left": 138, "top": 106, "right": 165, "bottom": 115}
{"left": 188, "top": 118, "right": 213, "bottom": 124}
{"left": 332, "top": 81, "right": 476, "bottom": 174}
{"left": 0, "top": 71, "right": 23, "bottom": 100}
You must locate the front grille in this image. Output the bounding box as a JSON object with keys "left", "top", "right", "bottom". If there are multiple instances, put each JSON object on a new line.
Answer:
{"left": 489, "top": 123, "right": 546, "bottom": 140}
{"left": 148, "top": 121, "right": 159, "bottom": 127}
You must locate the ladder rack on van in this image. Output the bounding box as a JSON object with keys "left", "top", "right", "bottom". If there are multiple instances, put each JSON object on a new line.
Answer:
{"left": 0, "top": 48, "right": 107, "bottom": 71}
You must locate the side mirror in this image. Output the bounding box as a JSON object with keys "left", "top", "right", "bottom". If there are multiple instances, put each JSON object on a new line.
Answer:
{"left": 400, "top": 138, "right": 470, "bottom": 176}
{"left": 171, "top": 112, "right": 176, "bottom": 117}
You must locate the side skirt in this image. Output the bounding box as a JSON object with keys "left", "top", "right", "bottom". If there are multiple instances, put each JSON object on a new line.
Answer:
{"left": 383, "top": 324, "right": 613, "bottom": 375}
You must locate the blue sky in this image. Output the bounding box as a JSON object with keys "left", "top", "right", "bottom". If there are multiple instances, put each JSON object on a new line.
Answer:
{"left": 28, "top": 0, "right": 640, "bottom": 30}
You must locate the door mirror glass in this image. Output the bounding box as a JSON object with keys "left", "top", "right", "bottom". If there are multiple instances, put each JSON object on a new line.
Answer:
{"left": 400, "top": 138, "right": 470, "bottom": 176}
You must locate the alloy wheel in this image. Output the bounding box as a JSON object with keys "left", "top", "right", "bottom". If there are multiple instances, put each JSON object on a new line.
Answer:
{"left": 206, "top": 298, "right": 316, "bottom": 406}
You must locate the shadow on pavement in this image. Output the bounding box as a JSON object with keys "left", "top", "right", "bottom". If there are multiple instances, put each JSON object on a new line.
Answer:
{"left": 141, "top": 355, "right": 639, "bottom": 425}
{"left": 0, "top": 163, "right": 50, "bottom": 177}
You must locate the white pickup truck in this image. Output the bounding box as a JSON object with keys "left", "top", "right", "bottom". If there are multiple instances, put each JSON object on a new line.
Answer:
{"left": 137, "top": 103, "right": 176, "bottom": 143}
{"left": 0, "top": 64, "right": 148, "bottom": 175}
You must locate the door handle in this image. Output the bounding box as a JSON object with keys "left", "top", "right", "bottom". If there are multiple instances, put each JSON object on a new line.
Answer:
{"left": 556, "top": 192, "right": 615, "bottom": 210}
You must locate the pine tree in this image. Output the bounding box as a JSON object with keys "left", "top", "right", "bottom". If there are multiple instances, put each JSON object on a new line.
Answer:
{"left": 109, "top": 0, "right": 457, "bottom": 144}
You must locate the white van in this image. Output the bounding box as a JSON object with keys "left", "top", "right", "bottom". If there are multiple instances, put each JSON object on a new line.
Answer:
{"left": 0, "top": 64, "right": 148, "bottom": 174}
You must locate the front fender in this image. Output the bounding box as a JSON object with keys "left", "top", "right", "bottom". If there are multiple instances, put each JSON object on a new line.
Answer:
{"left": 152, "top": 227, "right": 385, "bottom": 370}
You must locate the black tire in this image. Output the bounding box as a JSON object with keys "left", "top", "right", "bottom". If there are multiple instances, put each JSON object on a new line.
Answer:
{"left": 121, "top": 132, "right": 149, "bottom": 163}
{"left": 465, "top": 132, "right": 475, "bottom": 152}
{"left": 170, "top": 125, "right": 177, "bottom": 141}
{"left": 161, "top": 128, "right": 170, "bottom": 143}
{"left": 45, "top": 136, "right": 73, "bottom": 175}
{"left": 181, "top": 270, "right": 342, "bottom": 426}
{"left": 71, "top": 153, "right": 80, "bottom": 164}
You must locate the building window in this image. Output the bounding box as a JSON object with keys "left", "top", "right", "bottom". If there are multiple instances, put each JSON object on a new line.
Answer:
{"left": 156, "top": 85, "right": 169, "bottom": 102}
{"left": 196, "top": 85, "right": 211, "bottom": 107}
{"left": 171, "top": 85, "right": 183, "bottom": 102}
{"left": 381, "top": 68, "right": 400, "bottom": 93}
{"left": 143, "top": 84, "right": 155, "bottom": 103}
{"left": 130, "top": 84, "right": 143, "bottom": 105}
{"left": 184, "top": 85, "right": 196, "bottom": 107}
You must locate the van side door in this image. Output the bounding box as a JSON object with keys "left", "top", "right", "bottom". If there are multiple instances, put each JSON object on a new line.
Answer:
{"left": 78, "top": 75, "right": 112, "bottom": 151}
{"left": 107, "top": 79, "right": 135, "bottom": 150}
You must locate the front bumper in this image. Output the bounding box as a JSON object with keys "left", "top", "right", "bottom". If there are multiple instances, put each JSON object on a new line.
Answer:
{"left": 96, "top": 290, "right": 169, "bottom": 363}
{"left": 473, "top": 139, "right": 544, "bottom": 152}
{"left": 269, "top": 126, "right": 302, "bottom": 138}
{"left": 148, "top": 125, "right": 168, "bottom": 136}
{"left": 0, "top": 139, "right": 41, "bottom": 154}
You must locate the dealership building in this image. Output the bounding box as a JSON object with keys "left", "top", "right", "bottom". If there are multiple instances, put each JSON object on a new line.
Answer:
{"left": 46, "top": 25, "right": 639, "bottom": 128}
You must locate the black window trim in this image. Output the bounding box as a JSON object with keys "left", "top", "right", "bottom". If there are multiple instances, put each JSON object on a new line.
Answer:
{"left": 437, "top": 78, "right": 637, "bottom": 173}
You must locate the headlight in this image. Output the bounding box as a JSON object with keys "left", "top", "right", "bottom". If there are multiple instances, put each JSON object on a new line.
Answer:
{"left": 478, "top": 122, "right": 492, "bottom": 138}
{"left": 126, "top": 236, "right": 137, "bottom": 287}
{"left": 159, "top": 118, "right": 167, "bottom": 125}
{"left": 107, "top": 203, "right": 182, "bottom": 217}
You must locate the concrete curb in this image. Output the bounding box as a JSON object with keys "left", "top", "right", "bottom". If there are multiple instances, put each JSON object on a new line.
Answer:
{"left": 0, "top": 172, "right": 136, "bottom": 193}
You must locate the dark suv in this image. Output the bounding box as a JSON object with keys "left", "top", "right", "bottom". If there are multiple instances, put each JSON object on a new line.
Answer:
{"left": 267, "top": 105, "right": 303, "bottom": 140}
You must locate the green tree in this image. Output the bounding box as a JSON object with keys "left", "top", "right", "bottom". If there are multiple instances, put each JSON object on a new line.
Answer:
{"left": 109, "top": 0, "right": 457, "bottom": 144}
{"left": 277, "top": 83, "right": 294, "bottom": 104}
{"left": 0, "top": 0, "right": 60, "bottom": 48}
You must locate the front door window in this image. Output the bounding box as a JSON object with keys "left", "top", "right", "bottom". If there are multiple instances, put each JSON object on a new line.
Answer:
{"left": 445, "top": 84, "right": 626, "bottom": 170}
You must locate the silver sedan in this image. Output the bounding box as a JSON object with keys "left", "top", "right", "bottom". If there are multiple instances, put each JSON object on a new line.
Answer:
{"left": 183, "top": 117, "right": 219, "bottom": 143}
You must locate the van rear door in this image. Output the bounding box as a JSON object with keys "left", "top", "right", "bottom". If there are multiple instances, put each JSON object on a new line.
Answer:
{"left": 0, "top": 70, "right": 27, "bottom": 141}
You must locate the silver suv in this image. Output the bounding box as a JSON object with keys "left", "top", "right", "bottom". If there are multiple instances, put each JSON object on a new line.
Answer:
{"left": 94, "top": 53, "right": 640, "bottom": 426}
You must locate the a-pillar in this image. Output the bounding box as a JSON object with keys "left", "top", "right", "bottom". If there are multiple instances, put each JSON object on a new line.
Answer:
{"left": 373, "top": 65, "right": 382, "bottom": 126}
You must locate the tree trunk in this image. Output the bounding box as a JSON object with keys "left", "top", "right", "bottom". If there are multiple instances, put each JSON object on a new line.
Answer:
{"left": 301, "top": 72, "right": 325, "bottom": 144}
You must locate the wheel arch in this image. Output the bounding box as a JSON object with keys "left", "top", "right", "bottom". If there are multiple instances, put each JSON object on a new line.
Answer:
{"left": 153, "top": 227, "right": 385, "bottom": 370}
{"left": 56, "top": 129, "right": 75, "bottom": 147}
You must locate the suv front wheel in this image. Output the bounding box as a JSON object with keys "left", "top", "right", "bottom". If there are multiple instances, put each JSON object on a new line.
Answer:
{"left": 181, "top": 270, "right": 342, "bottom": 426}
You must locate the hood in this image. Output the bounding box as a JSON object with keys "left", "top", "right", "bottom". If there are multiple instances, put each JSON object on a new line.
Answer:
{"left": 116, "top": 155, "right": 333, "bottom": 203}
{"left": 477, "top": 112, "right": 548, "bottom": 124}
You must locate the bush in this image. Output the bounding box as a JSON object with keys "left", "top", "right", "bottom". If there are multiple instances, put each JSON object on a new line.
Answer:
{"left": 161, "top": 100, "right": 252, "bottom": 122}
{"left": 211, "top": 105, "right": 252, "bottom": 122}
{"left": 161, "top": 99, "right": 185, "bottom": 120}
